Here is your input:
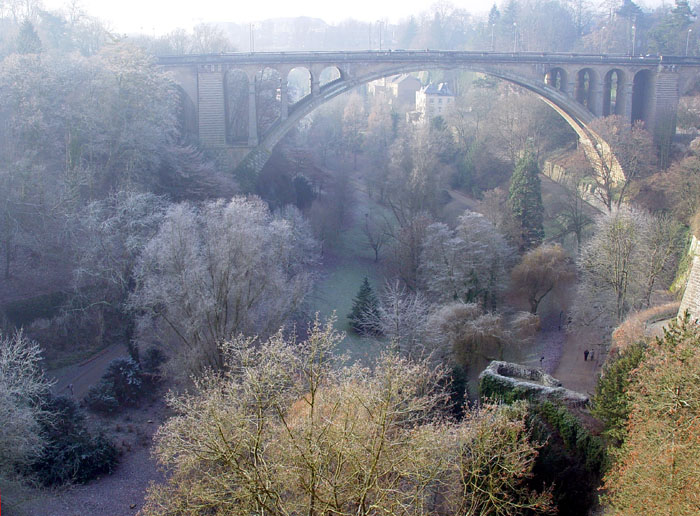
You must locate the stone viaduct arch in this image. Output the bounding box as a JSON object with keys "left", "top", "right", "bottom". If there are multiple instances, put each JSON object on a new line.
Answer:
{"left": 158, "top": 51, "right": 700, "bottom": 176}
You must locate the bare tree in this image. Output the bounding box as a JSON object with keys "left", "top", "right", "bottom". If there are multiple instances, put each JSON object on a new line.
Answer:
{"left": 365, "top": 280, "right": 434, "bottom": 359}
{"left": 552, "top": 150, "right": 595, "bottom": 252}
{"left": 427, "top": 302, "right": 512, "bottom": 370}
{"left": 342, "top": 92, "right": 365, "bottom": 169}
{"left": 574, "top": 207, "right": 682, "bottom": 327}
{"left": 362, "top": 212, "right": 390, "bottom": 262}
{"left": 141, "top": 320, "right": 552, "bottom": 516}
{"left": 0, "top": 331, "right": 52, "bottom": 486}
{"left": 130, "top": 197, "right": 317, "bottom": 377}
{"left": 511, "top": 244, "right": 576, "bottom": 314}
{"left": 421, "top": 211, "right": 514, "bottom": 309}
{"left": 640, "top": 213, "right": 685, "bottom": 306}
{"left": 587, "top": 116, "right": 655, "bottom": 211}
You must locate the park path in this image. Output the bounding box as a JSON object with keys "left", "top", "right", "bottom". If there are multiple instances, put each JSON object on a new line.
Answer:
{"left": 552, "top": 328, "right": 602, "bottom": 396}
{"left": 48, "top": 342, "right": 128, "bottom": 399}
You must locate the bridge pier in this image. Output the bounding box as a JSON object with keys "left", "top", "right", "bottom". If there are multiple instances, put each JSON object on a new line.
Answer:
{"left": 591, "top": 76, "right": 604, "bottom": 117}
{"left": 621, "top": 78, "right": 634, "bottom": 122}
{"left": 197, "top": 67, "right": 226, "bottom": 146}
{"left": 651, "top": 66, "right": 681, "bottom": 148}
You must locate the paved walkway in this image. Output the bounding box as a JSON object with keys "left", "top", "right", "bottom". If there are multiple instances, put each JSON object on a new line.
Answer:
{"left": 552, "top": 327, "right": 603, "bottom": 397}
{"left": 49, "top": 342, "right": 128, "bottom": 399}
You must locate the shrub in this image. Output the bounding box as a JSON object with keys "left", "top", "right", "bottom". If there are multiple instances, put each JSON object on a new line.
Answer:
{"left": 85, "top": 357, "right": 145, "bottom": 413}
{"left": 592, "top": 341, "right": 647, "bottom": 444}
{"left": 141, "top": 347, "right": 167, "bottom": 374}
{"left": 103, "top": 357, "right": 143, "bottom": 406}
{"left": 31, "top": 394, "right": 118, "bottom": 486}
{"left": 84, "top": 380, "right": 119, "bottom": 413}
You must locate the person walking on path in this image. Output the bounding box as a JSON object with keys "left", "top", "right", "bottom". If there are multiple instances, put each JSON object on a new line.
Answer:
{"left": 583, "top": 349, "right": 589, "bottom": 361}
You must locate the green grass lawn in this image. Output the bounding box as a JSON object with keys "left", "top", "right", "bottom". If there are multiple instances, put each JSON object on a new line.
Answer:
{"left": 305, "top": 174, "right": 391, "bottom": 364}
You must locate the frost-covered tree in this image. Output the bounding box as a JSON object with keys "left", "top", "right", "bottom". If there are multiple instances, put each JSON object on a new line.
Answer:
{"left": 130, "top": 197, "right": 317, "bottom": 376}
{"left": 574, "top": 207, "right": 683, "bottom": 327}
{"left": 366, "top": 280, "right": 434, "bottom": 358}
{"left": 421, "top": 211, "right": 514, "bottom": 308}
{"left": 73, "top": 191, "right": 169, "bottom": 308}
{"left": 0, "top": 331, "right": 52, "bottom": 486}
{"left": 141, "top": 320, "right": 552, "bottom": 516}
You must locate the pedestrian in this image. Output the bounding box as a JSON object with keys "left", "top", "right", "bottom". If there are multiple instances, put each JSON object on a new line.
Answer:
{"left": 66, "top": 383, "right": 74, "bottom": 396}
{"left": 539, "top": 356, "right": 545, "bottom": 368}
{"left": 584, "top": 349, "right": 589, "bottom": 361}
{"left": 589, "top": 350, "right": 594, "bottom": 362}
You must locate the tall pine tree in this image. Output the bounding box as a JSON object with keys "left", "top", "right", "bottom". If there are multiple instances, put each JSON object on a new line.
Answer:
{"left": 508, "top": 152, "right": 544, "bottom": 252}
{"left": 347, "top": 277, "right": 380, "bottom": 335}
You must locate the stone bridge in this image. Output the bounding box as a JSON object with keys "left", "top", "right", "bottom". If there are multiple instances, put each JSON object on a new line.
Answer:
{"left": 158, "top": 51, "right": 700, "bottom": 174}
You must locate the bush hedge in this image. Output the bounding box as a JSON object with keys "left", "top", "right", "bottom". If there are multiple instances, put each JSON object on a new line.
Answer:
{"left": 30, "top": 395, "right": 118, "bottom": 486}
{"left": 84, "top": 357, "right": 145, "bottom": 413}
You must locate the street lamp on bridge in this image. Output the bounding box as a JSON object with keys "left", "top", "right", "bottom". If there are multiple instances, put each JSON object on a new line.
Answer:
{"left": 687, "top": 28, "right": 693, "bottom": 56}
{"left": 513, "top": 22, "right": 517, "bottom": 52}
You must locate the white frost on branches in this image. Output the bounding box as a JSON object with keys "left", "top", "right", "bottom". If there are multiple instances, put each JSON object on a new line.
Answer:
{"left": 130, "top": 196, "right": 317, "bottom": 376}
{"left": 421, "top": 211, "right": 514, "bottom": 308}
{"left": 0, "top": 331, "right": 52, "bottom": 478}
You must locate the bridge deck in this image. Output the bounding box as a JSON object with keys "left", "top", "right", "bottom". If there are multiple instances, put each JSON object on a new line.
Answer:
{"left": 158, "top": 50, "right": 700, "bottom": 67}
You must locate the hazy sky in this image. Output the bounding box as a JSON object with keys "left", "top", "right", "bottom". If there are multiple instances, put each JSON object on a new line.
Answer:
{"left": 42, "top": 0, "right": 666, "bottom": 36}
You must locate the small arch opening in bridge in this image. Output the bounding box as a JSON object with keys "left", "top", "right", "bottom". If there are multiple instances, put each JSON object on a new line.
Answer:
{"left": 256, "top": 67, "right": 282, "bottom": 133}
{"left": 603, "top": 69, "right": 625, "bottom": 116}
{"left": 319, "top": 66, "right": 341, "bottom": 88}
{"left": 575, "top": 68, "right": 598, "bottom": 112}
{"left": 631, "top": 69, "right": 652, "bottom": 125}
{"left": 287, "top": 67, "right": 311, "bottom": 104}
{"left": 224, "top": 69, "right": 249, "bottom": 143}
{"left": 545, "top": 68, "right": 567, "bottom": 92}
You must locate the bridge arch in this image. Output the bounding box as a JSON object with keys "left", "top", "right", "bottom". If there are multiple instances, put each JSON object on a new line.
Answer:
{"left": 545, "top": 67, "right": 568, "bottom": 92}
{"left": 603, "top": 69, "right": 626, "bottom": 117}
{"left": 224, "top": 69, "right": 249, "bottom": 144}
{"left": 575, "top": 68, "right": 599, "bottom": 113}
{"left": 257, "top": 62, "right": 604, "bottom": 174}
{"left": 256, "top": 67, "right": 282, "bottom": 134}
{"left": 319, "top": 66, "right": 342, "bottom": 87}
{"left": 173, "top": 84, "right": 197, "bottom": 143}
{"left": 287, "top": 67, "right": 311, "bottom": 104}
{"left": 632, "top": 69, "right": 653, "bottom": 125}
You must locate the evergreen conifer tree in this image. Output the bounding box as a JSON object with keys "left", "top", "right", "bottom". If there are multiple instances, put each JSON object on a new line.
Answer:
{"left": 508, "top": 152, "right": 545, "bottom": 252}
{"left": 347, "top": 277, "right": 380, "bottom": 335}
{"left": 16, "top": 20, "right": 42, "bottom": 54}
